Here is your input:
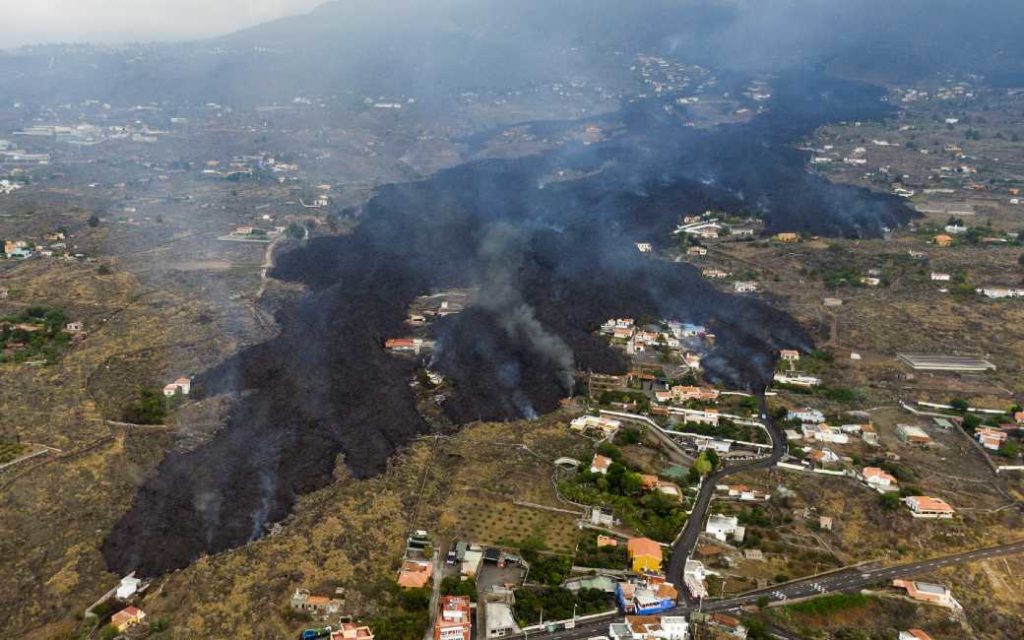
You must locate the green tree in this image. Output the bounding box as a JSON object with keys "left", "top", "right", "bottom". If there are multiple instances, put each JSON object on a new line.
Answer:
{"left": 962, "top": 414, "right": 981, "bottom": 431}
{"left": 98, "top": 625, "right": 119, "bottom": 640}
{"left": 692, "top": 453, "right": 713, "bottom": 476}
{"left": 123, "top": 388, "right": 168, "bottom": 425}
{"left": 440, "top": 576, "right": 477, "bottom": 599}
{"left": 703, "top": 449, "right": 720, "bottom": 469}
{"left": 998, "top": 441, "right": 1019, "bottom": 458}
{"left": 596, "top": 442, "right": 622, "bottom": 460}
{"left": 617, "top": 428, "right": 642, "bottom": 446}
{"left": 879, "top": 492, "right": 900, "bottom": 510}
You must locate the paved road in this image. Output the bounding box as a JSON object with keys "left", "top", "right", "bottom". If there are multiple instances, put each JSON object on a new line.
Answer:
{"left": 699, "top": 539, "right": 1024, "bottom": 613}
{"left": 666, "top": 395, "right": 787, "bottom": 603}
{"left": 525, "top": 541, "right": 1024, "bottom": 640}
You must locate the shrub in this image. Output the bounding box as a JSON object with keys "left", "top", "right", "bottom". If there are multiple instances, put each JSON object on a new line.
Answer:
{"left": 123, "top": 389, "right": 168, "bottom": 425}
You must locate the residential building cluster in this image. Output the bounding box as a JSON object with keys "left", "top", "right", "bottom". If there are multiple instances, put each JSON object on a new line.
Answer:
{"left": 3, "top": 230, "right": 73, "bottom": 259}
{"left": 599, "top": 317, "right": 710, "bottom": 367}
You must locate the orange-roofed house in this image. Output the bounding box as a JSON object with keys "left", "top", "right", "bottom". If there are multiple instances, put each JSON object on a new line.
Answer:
{"left": 397, "top": 559, "right": 433, "bottom": 588}
{"left": 385, "top": 338, "right": 424, "bottom": 353}
{"left": 934, "top": 234, "right": 953, "bottom": 247}
{"left": 111, "top": 606, "right": 146, "bottom": 632}
{"left": 333, "top": 623, "right": 375, "bottom": 640}
{"left": 779, "top": 349, "right": 800, "bottom": 361}
{"left": 596, "top": 535, "right": 619, "bottom": 548}
{"left": 669, "top": 385, "right": 720, "bottom": 402}
{"left": 903, "top": 496, "right": 955, "bottom": 519}
{"left": 892, "top": 580, "right": 959, "bottom": 608}
{"left": 899, "top": 631, "right": 934, "bottom": 640}
{"left": 290, "top": 588, "right": 343, "bottom": 617}
{"left": 861, "top": 467, "right": 899, "bottom": 492}
{"left": 162, "top": 376, "right": 191, "bottom": 397}
{"left": 708, "top": 612, "right": 748, "bottom": 637}
{"left": 627, "top": 537, "right": 663, "bottom": 574}
{"left": 807, "top": 448, "right": 840, "bottom": 465}
{"left": 775, "top": 232, "right": 799, "bottom": 243}
{"left": 590, "top": 454, "right": 613, "bottom": 475}
{"left": 639, "top": 474, "right": 660, "bottom": 490}
{"left": 975, "top": 427, "right": 1007, "bottom": 451}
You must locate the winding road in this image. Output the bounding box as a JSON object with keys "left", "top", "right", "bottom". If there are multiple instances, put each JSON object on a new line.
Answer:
{"left": 666, "top": 395, "right": 787, "bottom": 602}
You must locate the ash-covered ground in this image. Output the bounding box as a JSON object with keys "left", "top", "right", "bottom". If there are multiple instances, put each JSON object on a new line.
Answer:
{"left": 104, "top": 72, "right": 913, "bottom": 576}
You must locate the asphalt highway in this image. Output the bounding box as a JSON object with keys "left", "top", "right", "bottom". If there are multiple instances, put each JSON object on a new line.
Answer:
{"left": 528, "top": 541, "right": 1024, "bottom": 640}
{"left": 699, "top": 539, "right": 1024, "bottom": 612}
{"left": 532, "top": 540, "right": 1024, "bottom": 638}
{"left": 524, "top": 387, "right": 1024, "bottom": 640}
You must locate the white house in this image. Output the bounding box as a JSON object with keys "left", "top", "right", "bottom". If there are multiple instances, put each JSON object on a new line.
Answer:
{"left": 774, "top": 373, "right": 821, "bottom": 388}
{"left": 733, "top": 281, "right": 758, "bottom": 293}
{"left": 805, "top": 448, "right": 840, "bottom": 465}
{"left": 788, "top": 408, "right": 825, "bottom": 424}
{"left": 801, "top": 423, "right": 849, "bottom": 444}
{"left": 571, "top": 415, "right": 621, "bottom": 439}
{"left": 162, "top": 377, "right": 192, "bottom": 397}
{"left": 861, "top": 467, "right": 899, "bottom": 492}
{"left": 678, "top": 408, "right": 720, "bottom": 426}
{"left": 116, "top": 575, "right": 141, "bottom": 600}
{"left": 930, "top": 272, "right": 951, "bottom": 282}
{"left": 903, "top": 496, "right": 955, "bottom": 519}
{"left": 975, "top": 427, "right": 1007, "bottom": 451}
{"left": 716, "top": 484, "right": 770, "bottom": 501}
{"left": 977, "top": 287, "right": 1024, "bottom": 299}
{"left": 590, "top": 507, "right": 616, "bottom": 527}
{"left": 683, "top": 560, "right": 710, "bottom": 599}
{"left": 705, "top": 514, "right": 744, "bottom": 542}
{"left": 621, "top": 616, "right": 689, "bottom": 640}
{"left": 696, "top": 438, "right": 731, "bottom": 454}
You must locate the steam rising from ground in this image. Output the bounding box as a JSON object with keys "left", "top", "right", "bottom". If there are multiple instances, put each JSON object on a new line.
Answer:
{"left": 103, "top": 72, "right": 912, "bottom": 576}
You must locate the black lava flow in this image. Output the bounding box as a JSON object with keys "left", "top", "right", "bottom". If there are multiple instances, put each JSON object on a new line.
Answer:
{"left": 103, "top": 72, "right": 914, "bottom": 576}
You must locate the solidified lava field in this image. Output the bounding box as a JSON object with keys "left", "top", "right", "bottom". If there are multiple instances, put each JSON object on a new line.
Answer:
{"left": 103, "top": 73, "right": 914, "bottom": 576}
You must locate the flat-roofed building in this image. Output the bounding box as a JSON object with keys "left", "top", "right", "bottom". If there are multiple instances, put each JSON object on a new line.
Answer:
{"left": 435, "top": 596, "right": 472, "bottom": 640}
{"left": 892, "top": 579, "right": 959, "bottom": 608}
{"left": 484, "top": 602, "right": 518, "bottom": 639}
{"left": 897, "top": 424, "right": 932, "bottom": 446}
{"left": 896, "top": 353, "right": 995, "bottom": 372}
{"left": 903, "top": 496, "right": 955, "bottom": 519}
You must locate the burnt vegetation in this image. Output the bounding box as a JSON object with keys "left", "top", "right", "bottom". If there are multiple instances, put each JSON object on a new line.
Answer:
{"left": 102, "top": 72, "right": 919, "bottom": 576}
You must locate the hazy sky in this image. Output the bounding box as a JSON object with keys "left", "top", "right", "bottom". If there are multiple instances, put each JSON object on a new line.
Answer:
{"left": 0, "top": 0, "right": 325, "bottom": 48}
